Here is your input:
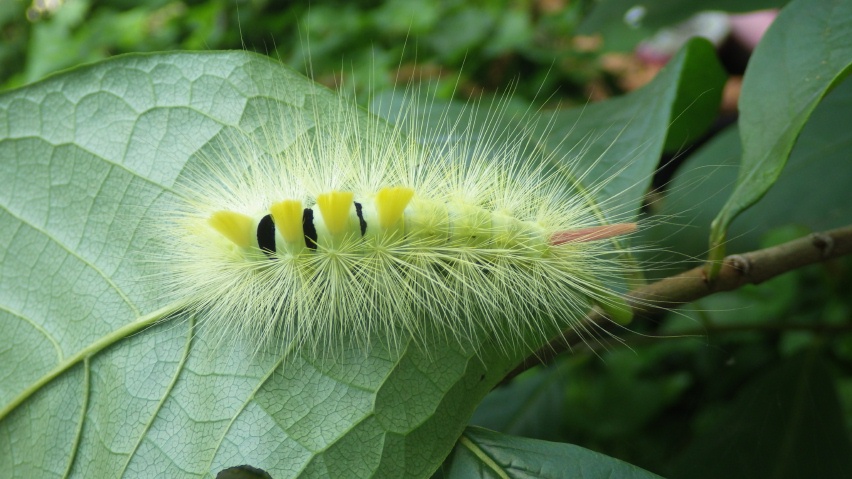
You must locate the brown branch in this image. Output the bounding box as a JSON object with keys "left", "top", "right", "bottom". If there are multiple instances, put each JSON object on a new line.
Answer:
{"left": 502, "top": 225, "right": 852, "bottom": 385}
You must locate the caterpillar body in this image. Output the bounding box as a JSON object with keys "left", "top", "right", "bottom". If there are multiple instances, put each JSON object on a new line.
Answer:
{"left": 209, "top": 188, "right": 635, "bottom": 258}
{"left": 157, "top": 89, "right": 639, "bottom": 358}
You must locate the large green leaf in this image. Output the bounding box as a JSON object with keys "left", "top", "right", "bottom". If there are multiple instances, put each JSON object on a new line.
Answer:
{"left": 0, "top": 51, "right": 513, "bottom": 478}
{"left": 0, "top": 44, "right": 720, "bottom": 477}
{"left": 708, "top": 0, "right": 852, "bottom": 274}
{"left": 444, "top": 427, "right": 663, "bottom": 478}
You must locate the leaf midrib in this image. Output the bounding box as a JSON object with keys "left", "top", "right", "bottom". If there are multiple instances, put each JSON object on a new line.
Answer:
{"left": 459, "top": 433, "right": 510, "bottom": 479}
{"left": 0, "top": 301, "right": 186, "bottom": 422}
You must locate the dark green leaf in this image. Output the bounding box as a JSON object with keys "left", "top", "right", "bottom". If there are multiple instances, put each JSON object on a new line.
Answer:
{"left": 375, "top": 38, "right": 724, "bottom": 225}
{"left": 653, "top": 76, "right": 852, "bottom": 264}
{"left": 471, "top": 364, "right": 569, "bottom": 441}
{"left": 537, "top": 37, "right": 725, "bottom": 222}
{"left": 670, "top": 351, "right": 852, "bottom": 479}
{"left": 445, "top": 427, "right": 664, "bottom": 479}
{"left": 709, "top": 0, "right": 852, "bottom": 272}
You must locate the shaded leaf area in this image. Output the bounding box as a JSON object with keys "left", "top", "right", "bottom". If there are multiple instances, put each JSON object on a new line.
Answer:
{"left": 652, "top": 75, "right": 852, "bottom": 265}
{"left": 443, "top": 427, "right": 663, "bottom": 479}
{"left": 670, "top": 351, "right": 852, "bottom": 479}
{"left": 463, "top": 248, "right": 852, "bottom": 478}
{"left": 470, "top": 350, "right": 690, "bottom": 474}
{"left": 0, "top": 45, "right": 720, "bottom": 477}
{"left": 579, "top": 0, "right": 787, "bottom": 51}
{"left": 470, "top": 363, "right": 570, "bottom": 442}
{"left": 653, "top": 226, "right": 852, "bottom": 477}
{"left": 709, "top": 0, "right": 852, "bottom": 267}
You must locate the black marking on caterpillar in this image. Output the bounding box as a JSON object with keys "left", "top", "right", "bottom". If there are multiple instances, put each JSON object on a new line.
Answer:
{"left": 257, "top": 214, "right": 277, "bottom": 257}
{"left": 354, "top": 202, "right": 367, "bottom": 236}
{"left": 302, "top": 208, "right": 317, "bottom": 250}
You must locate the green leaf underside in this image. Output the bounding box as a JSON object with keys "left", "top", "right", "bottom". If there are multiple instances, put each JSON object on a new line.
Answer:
{"left": 445, "top": 426, "right": 663, "bottom": 479}
{"left": 709, "top": 0, "right": 852, "bottom": 267}
{"left": 0, "top": 48, "right": 715, "bottom": 478}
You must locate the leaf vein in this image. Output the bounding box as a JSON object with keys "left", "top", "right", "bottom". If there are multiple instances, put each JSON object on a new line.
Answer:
{"left": 0, "top": 304, "right": 64, "bottom": 362}
{"left": 0, "top": 203, "right": 140, "bottom": 317}
{"left": 117, "top": 315, "right": 195, "bottom": 478}
{"left": 62, "top": 357, "right": 90, "bottom": 479}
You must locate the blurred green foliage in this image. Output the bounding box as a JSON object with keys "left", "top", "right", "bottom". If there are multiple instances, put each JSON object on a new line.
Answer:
{"left": 2, "top": 0, "right": 613, "bottom": 104}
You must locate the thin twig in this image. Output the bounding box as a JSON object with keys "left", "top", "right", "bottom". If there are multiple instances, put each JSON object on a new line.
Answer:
{"left": 502, "top": 225, "right": 852, "bottom": 385}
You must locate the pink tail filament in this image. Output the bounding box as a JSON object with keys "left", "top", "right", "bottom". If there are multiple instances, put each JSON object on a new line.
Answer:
{"left": 550, "top": 223, "right": 637, "bottom": 245}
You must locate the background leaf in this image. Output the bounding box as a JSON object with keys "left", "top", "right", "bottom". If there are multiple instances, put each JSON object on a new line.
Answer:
{"left": 444, "top": 426, "right": 663, "bottom": 479}
{"left": 670, "top": 350, "right": 852, "bottom": 479}
{"left": 708, "top": 0, "right": 852, "bottom": 270}
{"left": 535, "top": 37, "right": 725, "bottom": 222}
{"left": 470, "top": 363, "right": 571, "bottom": 442}
{"left": 653, "top": 75, "right": 852, "bottom": 264}
{"left": 376, "top": 38, "right": 726, "bottom": 224}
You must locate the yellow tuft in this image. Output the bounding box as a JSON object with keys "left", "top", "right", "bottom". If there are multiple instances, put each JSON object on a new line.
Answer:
{"left": 208, "top": 210, "right": 254, "bottom": 248}
{"left": 316, "top": 191, "right": 354, "bottom": 235}
{"left": 375, "top": 186, "right": 415, "bottom": 229}
{"left": 270, "top": 199, "right": 303, "bottom": 243}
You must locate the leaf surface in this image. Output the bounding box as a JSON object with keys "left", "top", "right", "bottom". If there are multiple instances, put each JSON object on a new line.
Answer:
{"left": 538, "top": 37, "right": 724, "bottom": 223}
{"left": 0, "top": 46, "right": 719, "bottom": 477}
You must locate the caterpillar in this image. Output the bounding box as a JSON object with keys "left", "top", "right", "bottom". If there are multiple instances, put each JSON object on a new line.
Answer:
{"left": 154, "top": 84, "right": 641, "bottom": 359}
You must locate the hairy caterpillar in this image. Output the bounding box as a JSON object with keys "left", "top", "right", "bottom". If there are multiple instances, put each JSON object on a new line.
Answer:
{"left": 152, "top": 79, "right": 641, "bottom": 359}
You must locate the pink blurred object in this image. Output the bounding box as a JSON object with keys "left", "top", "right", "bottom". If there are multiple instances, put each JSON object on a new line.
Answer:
{"left": 730, "top": 10, "right": 779, "bottom": 50}
{"left": 635, "top": 9, "right": 779, "bottom": 65}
